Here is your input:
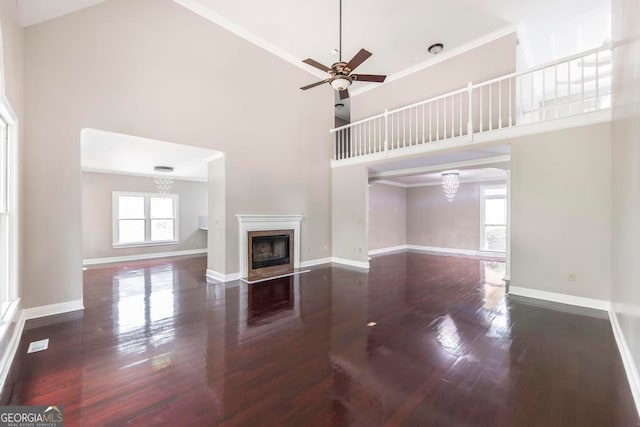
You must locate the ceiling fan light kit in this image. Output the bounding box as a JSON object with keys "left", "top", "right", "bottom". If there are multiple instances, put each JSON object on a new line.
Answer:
{"left": 300, "top": 0, "right": 387, "bottom": 99}
{"left": 330, "top": 76, "right": 352, "bottom": 91}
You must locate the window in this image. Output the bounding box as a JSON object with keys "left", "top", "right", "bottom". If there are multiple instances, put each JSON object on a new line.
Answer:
{"left": 480, "top": 185, "right": 507, "bottom": 252}
{"left": 0, "top": 108, "right": 17, "bottom": 322}
{"left": 113, "top": 192, "right": 178, "bottom": 247}
{"left": 0, "top": 116, "right": 10, "bottom": 316}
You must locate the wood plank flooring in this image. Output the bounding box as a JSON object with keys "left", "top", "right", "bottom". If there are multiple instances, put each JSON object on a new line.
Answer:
{"left": 3, "top": 253, "right": 638, "bottom": 426}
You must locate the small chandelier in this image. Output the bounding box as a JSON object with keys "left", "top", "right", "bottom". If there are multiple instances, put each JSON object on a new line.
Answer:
{"left": 153, "top": 166, "right": 174, "bottom": 194}
{"left": 441, "top": 171, "right": 460, "bottom": 202}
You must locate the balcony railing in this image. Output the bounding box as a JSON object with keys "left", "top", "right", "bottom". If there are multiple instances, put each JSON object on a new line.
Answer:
{"left": 330, "top": 45, "right": 612, "bottom": 161}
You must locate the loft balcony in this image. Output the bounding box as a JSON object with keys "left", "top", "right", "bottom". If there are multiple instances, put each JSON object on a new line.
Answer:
{"left": 330, "top": 45, "right": 612, "bottom": 167}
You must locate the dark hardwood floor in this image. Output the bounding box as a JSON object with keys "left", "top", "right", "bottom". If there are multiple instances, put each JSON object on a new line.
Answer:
{"left": 3, "top": 253, "right": 638, "bottom": 426}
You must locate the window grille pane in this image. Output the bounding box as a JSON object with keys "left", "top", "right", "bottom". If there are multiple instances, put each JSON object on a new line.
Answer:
{"left": 485, "top": 199, "right": 506, "bottom": 224}
{"left": 151, "top": 219, "right": 174, "bottom": 241}
{"left": 0, "top": 124, "right": 7, "bottom": 213}
{"left": 484, "top": 187, "right": 506, "bottom": 197}
{"left": 118, "top": 219, "right": 145, "bottom": 243}
{"left": 0, "top": 216, "right": 8, "bottom": 312}
{"left": 118, "top": 196, "right": 145, "bottom": 219}
{"left": 150, "top": 197, "right": 174, "bottom": 219}
{"left": 484, "top": 225, "right": 506, "bottom": 251}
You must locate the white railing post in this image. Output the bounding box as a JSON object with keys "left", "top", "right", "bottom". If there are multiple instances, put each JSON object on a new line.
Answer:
{"left": 467, "top": 82, "right": 473, "bottom": 141}
{"left": 383, "top": 109, "right": 389, "bottom": 156}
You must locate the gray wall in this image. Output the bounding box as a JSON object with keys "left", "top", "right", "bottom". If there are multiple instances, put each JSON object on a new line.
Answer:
{"left": 332, "top": 164, "right": 369, "bottom": 263}
{"left": 81, "top": 171, "right": 207, "bottom": 260}
{"left": 612, "top": 0, "right": 640, "bottom": 393}
{"left": 407, "top": 181, "right": 505, "bottom": 250}
{"left": 511, "top": 122, "right": 612, "bottom": 301}
{"left": 22, "top": 0, "right": 333, "bottom": 307}
{"left": 368, "top": 183, "right": 406, "bottom": 250}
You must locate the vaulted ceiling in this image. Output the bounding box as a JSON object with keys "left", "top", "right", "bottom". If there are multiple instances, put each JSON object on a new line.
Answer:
{"left": 17, "top": 0, "right": 610, "bottom": 83}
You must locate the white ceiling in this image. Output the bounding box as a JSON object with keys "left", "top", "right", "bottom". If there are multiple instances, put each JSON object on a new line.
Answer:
{"left": 19, "top": 0, "right": 611, "bottom": 88}
{"left": 179, "top": 0, "right": 610, "bottom": 86}
{"left": 377, "top": 168, "right": 506, "bottom": 187}
{"left": 81, "top": 129, "right": 220, "bottom": 181}
{"left": 17, "top": 0, "right": 106, "bottom": 27}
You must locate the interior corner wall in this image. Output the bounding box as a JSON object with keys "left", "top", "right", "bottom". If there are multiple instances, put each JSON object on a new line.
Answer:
{"left": 81, "top": 171, "right": 207, "bottom": 260}
{"left": 510, "top": 122, "right": 612, "bottom": 301}
{"left": 611, "top": 0, "right": 640, "bottom": 398}
{"left": 23, "top": 0, "right": 333, "bottom": 308}
{"left": 407, "top": 180, "right": 505, "bottom": 250}
{"left": 332, "top": 164, "right": 369, "bottom": 263}
{"left": 368, "top": 182, "right": 406, "bottom": 250}
{"left": 349, "top": 33, "right": 517, "bottom": 122}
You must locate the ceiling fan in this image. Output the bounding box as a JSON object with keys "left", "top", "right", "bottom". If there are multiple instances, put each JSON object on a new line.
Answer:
{"left": 300, "top": 0, "right": 386, "bottom": 100}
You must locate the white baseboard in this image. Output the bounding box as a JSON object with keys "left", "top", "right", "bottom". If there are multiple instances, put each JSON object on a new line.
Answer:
{"left": 300, "top": 257, "right": 333, "bottom": 268}
{"left": 331, "top": 257, "right": 370, "bottom": 270}
{"left": 22, "top": 299, "right": 85, "bottom": 320}
{"left": 609, "top": 310, "right": 640, "bottom": 417}
{"left": 83, "top": 248, "right": 207, "bottom": 266}
{"left": 508, "top": 286, "right": 611, "bottom": 311}
{"left": 206, "top": 269, "right": 241, "bottom": 283}
{"left": 0, "top": 301, "right": 24, "bottom": 394}
{"left": 368, "top": 245, "right": 408, "bottom": 255}
{"left": 406, "top": 245, "right": 505, "bottom": 259}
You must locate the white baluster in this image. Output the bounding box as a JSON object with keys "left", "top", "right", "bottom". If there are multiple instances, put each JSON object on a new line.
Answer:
{"left": 498, "top": 80, "right": 502, "bottom": 129}
{"left": 451, "top": 95, "right": 454, "bottom": 137}
{"left": 581, "top": 57, "right": 585, "bottom": 113}
{"left": 489, "top": 83, "right": 493, "bottom": 130}
{"left": 555, "top": 65, "right": 558, "bottom": 119}
{"left": 429, "top": 103, "right": 433, "bottom": 142}
{"left": 459, "top": 92, "right": 463, "bottom": 136}
{"left": 508, "top": 77, "right": 512, "bottom": 127}
{"left": 595, "top": 52, "right": 599, "bottom": 109}
{"left": 480, "top": 86, "right": 483, "bottom": 132}
{"left": 436, "top": 100, "right": 440, "bottom": 141}
{"left": 467, "top": 82, "right": 473, "bottom": 139}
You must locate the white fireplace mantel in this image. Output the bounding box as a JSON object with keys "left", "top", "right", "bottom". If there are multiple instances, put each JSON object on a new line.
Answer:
{"left": 236, "top": 215, "right": 303, "bottom": 278}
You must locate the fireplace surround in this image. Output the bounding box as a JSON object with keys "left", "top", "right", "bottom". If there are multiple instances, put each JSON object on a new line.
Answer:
{"left": 237, "top": 215, "right": 303, "bottom": 279}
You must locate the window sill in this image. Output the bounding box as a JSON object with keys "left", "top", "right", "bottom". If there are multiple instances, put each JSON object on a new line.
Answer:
{"left": 113, "top": 240, "right": 180, "bottom": 249}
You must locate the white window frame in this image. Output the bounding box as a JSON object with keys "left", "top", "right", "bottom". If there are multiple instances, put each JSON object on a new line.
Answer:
{"left": 0, "top": 100, "right": 19, "bottom": 324}
{"left": 480, "top": 184, "right": 507, "bottom": 253}
{"left": 112, "top": 191, "right": 179, "bottom": 248}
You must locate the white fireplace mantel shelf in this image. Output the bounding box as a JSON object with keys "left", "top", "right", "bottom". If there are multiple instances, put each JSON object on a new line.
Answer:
{"left": 237, "top": 215, "right": 304, "bottom": 278}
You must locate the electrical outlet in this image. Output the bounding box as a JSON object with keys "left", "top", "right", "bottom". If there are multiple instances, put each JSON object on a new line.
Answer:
{"left": 568, "top": 273, "right": 576, "bottom": 282}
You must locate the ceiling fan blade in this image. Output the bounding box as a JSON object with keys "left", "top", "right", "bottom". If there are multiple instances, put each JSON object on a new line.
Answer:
{"left": 352, "top": 74, "right": 387, "bottom": 83}
{"left": 339, "top": 89, "right": 350, "bottom": 100}
{"left": 302, "top": 58, "right": 332, "bottom": 73}
{"left": 300, "top": 79, "right": 331, "bottom": 90}
{"left": 346, "top": 49, "right": 372, "bottom": 71}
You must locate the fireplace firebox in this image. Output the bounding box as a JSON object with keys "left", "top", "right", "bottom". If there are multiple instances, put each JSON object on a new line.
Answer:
{"left": 247, "top": 229, "right": 294, "bottom": 278}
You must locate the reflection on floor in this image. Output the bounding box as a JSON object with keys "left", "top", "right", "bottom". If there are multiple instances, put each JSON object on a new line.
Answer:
{"left": 3, "top": 253, "right": 638, "bottom": 426}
